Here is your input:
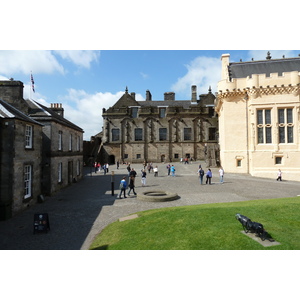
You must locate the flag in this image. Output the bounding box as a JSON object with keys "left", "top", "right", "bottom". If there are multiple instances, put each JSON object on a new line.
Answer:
{"left": 31, "top": 73, "right": 35, "bottom": 93}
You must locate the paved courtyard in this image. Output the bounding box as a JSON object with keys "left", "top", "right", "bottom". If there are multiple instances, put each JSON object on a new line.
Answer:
{"left": 1, "top": 161, "right": 300, "bottom": 250}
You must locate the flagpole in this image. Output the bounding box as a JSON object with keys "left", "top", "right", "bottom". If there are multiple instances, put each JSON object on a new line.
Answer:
{"left": 30, "top": 72, "right": 32, "bottom": 100}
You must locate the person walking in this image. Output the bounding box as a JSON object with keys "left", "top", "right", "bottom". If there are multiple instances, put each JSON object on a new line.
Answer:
{"left": 141, "top": 169, "right": 147, "bottom": 186}
{"left": 129, "top": 168, "right": 137, "bottom": 178}
{"left": 219, "top": 167, "right": 224, "bottom": 183}
{"left": 206, "top": 169, "right": 212, "bottom": 184}
{"left": 118, "top": 176, "right": 127, "bottom": 199}
{"left": 197, "top": 167, "right": 205, "bottom": 184}
{"left": 127, "top": 164, "right": 131, "bottom": 176}
{"left": 276, "top": 169, "right": 282, "bottom": 181}
{"left": 166, "top": 163, "right": 171, "bottom": 176}
{"left": 127, "top": 175, "right": 137, "bottom": 196}
{"left": 153, "top": 166, "right": 158, "bottom": 177}
{"left": 171, "top": 165, "right": 176, "bottom": 177}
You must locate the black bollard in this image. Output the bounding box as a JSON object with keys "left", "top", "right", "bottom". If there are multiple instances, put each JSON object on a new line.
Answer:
{"left": 111, "top": 171, "right": 115, "bottom": 196}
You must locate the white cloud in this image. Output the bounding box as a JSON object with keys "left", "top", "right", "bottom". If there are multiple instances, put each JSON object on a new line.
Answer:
{"left": 140, "top": 72, "right": 149, "bottom": 79}
{"left": 58, "top": 89, "right": 144, "bottom": 140}
{"left": 54, "top": 50, "right": 100, "bottom": 68}
{"left": 0, "top": 50, "right": 65, "bottom": 76}
{"left": 171, "top": 56, "right": 221, "bottom": 97}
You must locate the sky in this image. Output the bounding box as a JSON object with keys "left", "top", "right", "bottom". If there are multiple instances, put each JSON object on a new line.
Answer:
{"left": 1, "top": 49, "right": 300, "bottom": 140}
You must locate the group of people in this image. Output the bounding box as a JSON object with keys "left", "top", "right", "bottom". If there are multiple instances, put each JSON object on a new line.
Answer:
{"left": 118, "top": 163, "right": 284, "bottom": 198}
{"left": 197, "top": 166, "right": 224, "bottom": 185}
{"left": 94, "top": 162, "right": 109, "bottom": 174}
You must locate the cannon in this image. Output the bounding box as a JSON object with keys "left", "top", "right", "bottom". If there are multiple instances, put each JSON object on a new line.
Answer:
{"left": 235, "top": 213, "right": 266, "bottom": 241}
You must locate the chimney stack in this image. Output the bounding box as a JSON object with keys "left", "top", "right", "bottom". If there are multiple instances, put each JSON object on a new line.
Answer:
{"left": 191, "top": 85, "right": 197, "bottom": 102}
{"left": 130, "top": 92, "right": 136, "bottom": 100}
{"left": 50, "top": 103, "right": 64, "bottom": 117}
{"left": 0, "top": 80, "right": 28, "bottom": 113}
{"left": 164, "top": 92, "right": 175, "bottom": 101}
{"left": 146, "top": 90, "right": 152, "bottom": 101}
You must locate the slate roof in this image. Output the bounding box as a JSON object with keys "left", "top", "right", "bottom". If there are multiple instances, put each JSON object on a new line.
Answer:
{"left": 137, "top": 100, "right": 193, "bottom": 109}
{"left": 26, "top": 99, "right": 84, "bottom": 132}
{"left": 229, "top": 56, "right": 300, "bottom": 80}
{"left": 0, "top": 98, "right": 43, "bottom": 126}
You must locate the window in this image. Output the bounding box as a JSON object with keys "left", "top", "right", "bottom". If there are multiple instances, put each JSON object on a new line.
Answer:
{"left": 25, "top": 125, "right": 33, "bottom": 149}
{"left": 159, "top": 128, "right": 167, "bottom": 141}
{"left": 174, "top": 153, "right": 179, "bottom": 159}
{"left": 131, "top": 107, "right": 138, "bottom": 118}
{"left": 236, "top": 159, "right": 242, "bottom": 167}
{"left": 58, "top": 162, "right": 62, "bottom": 183}
{"left": 184, "top": 128, "right": 192, "bottom": 141}
{"left": 24, "top": 165, "right": 32, "bottom": 199}
{"left": 124, "top": 154, "right": 128, "bottom": 159}
{"left": 76, "top": 135, "right": 80, "bottom": 151}
{"left": 257, "top": 109, "right": 272, "bottom": 144}
{"left": 278, "top": 108, "right": 293, "bottom": 143}
{"left": 275, "top": 156, "right": 282, "bottom": 165}
{"left": 69, "top": 134, "right": 72, "bottom": 151}
{"left": 208, "top": 128, "right": 216, "bottom": 140}
{"left": 136, "top": 154, "right": 141, "bottom": 159}
{"left": 77, "top": 160, "right": 80, "bottom": 176}
{"left": 135, "top": 128, "right": 143, "bottom": 141}
{"left": 58, "top": 131, "right": 62, "bottom": 150}
{"left": 159, "top": 107, "right": 166, "bottom": 118}
{"left": 112, "top": 129, "right": 120, "bottom": 141}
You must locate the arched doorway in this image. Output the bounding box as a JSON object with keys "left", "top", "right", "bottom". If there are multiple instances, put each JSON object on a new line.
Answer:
{"left": 109, "top": 155, "right": 115, "bottom": 165}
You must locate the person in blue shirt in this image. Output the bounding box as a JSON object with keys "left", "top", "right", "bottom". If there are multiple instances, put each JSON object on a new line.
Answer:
{"left": 171, "top": 165, "right": 176, "bottom": 177}
{"left": 206, "top": 169, "right": 212, "bottom": 184}
{"left": 118, "top": 176, "right": 127, "bottom": 199}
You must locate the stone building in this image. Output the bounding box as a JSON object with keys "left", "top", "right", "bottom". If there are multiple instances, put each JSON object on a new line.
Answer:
{"left": 216, "top": 52, "right": 300, "bottom": 181}
{"left": 0, "top": 80, "right": 84, "bottom": 220}
{"left": 101, "top": 86, "right": 219, "bottom": 165}
{"left": 26, "top": 100, "right": 84, "bottom": 195}
{"left": 0, "top": 82, "right": 43, "bottom": 220}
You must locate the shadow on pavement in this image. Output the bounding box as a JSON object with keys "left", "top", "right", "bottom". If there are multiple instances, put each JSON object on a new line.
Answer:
{"left": 0, "top": 168, "right": 123, "bottom": 250}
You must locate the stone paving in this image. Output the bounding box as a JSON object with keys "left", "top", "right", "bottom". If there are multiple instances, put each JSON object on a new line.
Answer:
{"left": 1, "top": 161, "right": 300, "bottom": 250}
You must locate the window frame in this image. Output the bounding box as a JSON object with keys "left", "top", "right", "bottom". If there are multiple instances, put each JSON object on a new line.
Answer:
{"left": 58, "top": 162, "right": 63, "bottom": 183}
{"left": 257, "top": 109, "right": 272, "bottom": 144}
{"left": 25, "top": 124, "right": 33, "bottom": 149}
{"left": 69, "top": 134, "right": 72, "bottom": 151}
{"left": 24, "top": 164, "right": 32, "bottom": 199}
{"left": 130, "top": 107, "right": 139, "bottom": 118}
{"left": 58, "top": 131, "right": 63, "bottom": 150}
{"left": 159, "top": 128, "right": 167, "bottom": 141}
{"left": 159, "top": 107, "right": 167, "bottom": 118}
{"left": 278, "top": 108, "right": 294, "bottom": 144}
{"left": 112, "top": 128, "right": 120, "bottom": 141}
{"left": 134, "top": 128, "right": 143, "bottom": 141}
{"left": 183, "top": 128, "right": 192, "bottom": 141}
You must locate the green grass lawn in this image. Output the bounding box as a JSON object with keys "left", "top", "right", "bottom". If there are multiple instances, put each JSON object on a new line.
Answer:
{"left": 89, "top": 197, "right": 300, "bottom": 250}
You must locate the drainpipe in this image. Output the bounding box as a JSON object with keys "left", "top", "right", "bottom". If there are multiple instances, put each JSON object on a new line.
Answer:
{"left": 244, "top": 92, "right": 250, "bottom": 174}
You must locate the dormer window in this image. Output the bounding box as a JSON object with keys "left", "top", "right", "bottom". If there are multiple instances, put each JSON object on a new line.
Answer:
{"left": 130, "top": 107, "right": 138, "bottom": 118}
{"left": 159, "top": 107, "right": 167, "bottom": 118}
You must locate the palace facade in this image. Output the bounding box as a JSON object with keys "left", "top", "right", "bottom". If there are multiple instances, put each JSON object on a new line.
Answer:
{"left": 216, "top": 53, "right": 300, "bottom": 181}
{"left": 101, "top": 86, "right": 219, "bottom": 165}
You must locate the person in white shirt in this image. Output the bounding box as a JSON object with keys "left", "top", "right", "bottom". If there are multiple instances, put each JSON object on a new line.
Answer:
{"left": 219, "top": 167, "right": 224, "bottom": 183}
{"left": 276, "top": 169, "right": 282, "bottom": 181}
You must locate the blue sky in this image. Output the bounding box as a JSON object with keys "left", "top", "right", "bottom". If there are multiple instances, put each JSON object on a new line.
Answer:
{"left": 1, "top": 50, "right": 299, "bottom": 140}
{"left": 1, "top": 2, "right": 299, "bottom": 140}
